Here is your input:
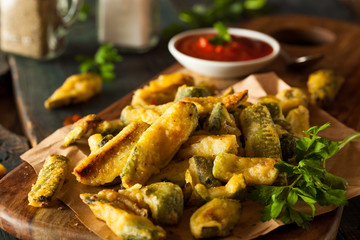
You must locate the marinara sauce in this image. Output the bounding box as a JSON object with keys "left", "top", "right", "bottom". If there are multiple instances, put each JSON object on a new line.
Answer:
{"left": 175, "top": 34, "right": 273, "bottom": 62}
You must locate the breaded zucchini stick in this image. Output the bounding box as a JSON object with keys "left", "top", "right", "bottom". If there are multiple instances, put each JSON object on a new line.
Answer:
{"left": 307, "top": 69, "right": 344, "bottom": 108}
{"left": 174, "top": 85, "right": 211, "bottom": 101}
{"left": 118, "top": 182, "right": 184, "bottom": 225}
{"left": 120, "top": 103, "right": 173, "bottom": 125}
{"left": 194, "top": 174, "right": 246, "bottom": 201}
{"left": 146, "top": 160, "right": 189, "bottom": 187}
{"left": 240, "top": 104, "right": 282, "bottom": 159}
{"left": 121, "top": 90, "right": 248, "bottom": 125}
{"left": 131, "top": 73, "right": 194, "bottom": 105}
{"left": 63, "top": 114, "right": 102, "bottom": 147}
{"left": 73, "top": 122, "right": 149, "bottom": 186}
{"left": 88, "top": 133, "right": 104, "bottom": 153}
{"left": 0, "top": 163, "right": 6, "bottom": 178}
{"left": 121, "top": 101, "right": 198, "bottom": 188}
{"left": 181, "top": 90, "right": 248, "bottom": 116}
{"left": 276, "top": 87, "right": 308, "bottom": 114}
{"left": 176, "top": 135, "right": 239, "bottom": 160}
{"left": 44, "top": 73, "right": 102, "bottom": 109}
{"left": 80, "top": 190, "right": 166, "bottom": 240}
{"left": 28, "top": 154, "right": 69, "bottom": 207}
{"left": 213, "top": 153, "right": 279, "bottom": 185}
{"left": 204, "top": 102, "right": 242, "bottom": 136}
{"left": 190, "top": 198, "right": 242, "bottom": 239}
{"left": 286, "top": 105, "right": 310, "bottom": 138}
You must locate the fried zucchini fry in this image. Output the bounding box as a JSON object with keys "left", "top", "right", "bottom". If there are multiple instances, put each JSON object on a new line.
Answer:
{"left": 276, "top": 87, "right": 308, "bottom": 114}
{"left": 213, "top": 153, "right": 278, "bottom": 185}
{"left": 98, "top": 134, "right": 114, "bottom": 148}
{"left": 181, "top": 90, "right": 248, "bottom": 117}
{"left": 188, "top": 156, "right": 222, "bottom": 188}
{"left": 240, "top": 104, "right": 282, "bottom": 159}
{"left": 257, "top": 96, "right": 284, "bottom": 121}
{"left": 146, "top": 160, "right": 189, "bottom": 187}
{"left": 184, "top": 156, "right": 223, "bottom": 206}
{"left": 88, "top": 133, "right": 104, "bottom": 153}
{"left": 174, "top": 85, "right": 211, "bottom": 101}
{"left": 120, "top": 103, "right": 173, "bottom": 125}
{"left": 257, "top": 96, "right": 294, "bottom": 136}
{"left": 307, "top": 69, "right": 344, "bottom": 108}
{"left": 176, "top": 135, "right": 239, "bottom": 160}
{"left": 28, "top": 154, "right": 69, "bottom": 207}
{"left": 131, "top": 73, "right": 194, "bottom": 105}
{"left": 204, "top": 103, "right": 241, "bottom": 136}
{"left": 44, "top": 73, "right": 102, "bottom": 109}
{"left": 121, "top": 101, "right": 198, "bottom": 188}
{"left": 194, "top": 174, "right": 246, "bottom": 201}
{"left": 73, "top": 122, "right": 149, "bottom": 186}
{"left": 286, "top": 105, "right": 310, "bottom": 138}
{"left": 141, "top": 182, "right": 184, "bottom": 225}
{"left": 121, "top": 90, "right": 248, "bottom": 125}
{"left": 63, "top": 114, "right": 102, "bottom": 147}
{"left": 80, "top": 190, "right": 166, "bottom": 240}
{"left": 117, "top": 182, "right": 184, "bottom": 225}
{"left": 96, "top": 120, "right": 124, "bottom": 136}
{"left": 0, "top": 163, "right": 6, "bottom": 178}
{"left": 190, "top": 198, "right": 242, "bottom": 239}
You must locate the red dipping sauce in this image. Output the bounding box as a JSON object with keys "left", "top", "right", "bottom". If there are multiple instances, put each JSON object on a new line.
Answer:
{"left": 175, "top": 34, "right": 273, "bottom": 62}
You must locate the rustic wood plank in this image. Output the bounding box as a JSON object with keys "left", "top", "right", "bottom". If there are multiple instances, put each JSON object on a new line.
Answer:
{"left": 0, "top": 125, "right": 29, "bottom": 174}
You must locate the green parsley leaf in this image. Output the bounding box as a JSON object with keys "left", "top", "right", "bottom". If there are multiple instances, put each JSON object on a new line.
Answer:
{"left": 323, "top": 172, "right": 347, "bottom": 190}
{"left": 162, "top": 0, "right": 268, "bottom": 38}
{"left": 286, "top": 190, "right": 298, "bottom": 207}
{"left": 76, "top": 44, "right": 122, "bottom": 82}
{"left": 270, "top": 196, "right": 286, "bottom": 219}
{"left": 78, "top": 3, "right": 91, "bottom": 22}
{"left": 250, "top": 123, "right": 360, "bottom": 229}
{"left": 274, "top": 161, "right": 297, "bottom": 177}
{"left": 289, "top": 208, "right": 312, "bottom": 229}
{"left": 208, "top": 21, "right": 232, "bottom": 45}
{"left": 244, "top": 0, "right": 267, "bottom": 10}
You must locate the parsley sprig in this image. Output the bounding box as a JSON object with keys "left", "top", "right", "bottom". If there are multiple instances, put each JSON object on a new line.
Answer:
{"left": 76, "top": 44, "right": 122, "bottom": 82}
{"left": 208, "top": 21, "right": 232, "bottom": 45}
{"left": 78, "top": 2, "right": 91, "bottom": 22}
{"left": 163, "top": 0, "right": 268, "bottom": 38}
{"left": 249, "top": 123, "right": 360, "bottom": 228}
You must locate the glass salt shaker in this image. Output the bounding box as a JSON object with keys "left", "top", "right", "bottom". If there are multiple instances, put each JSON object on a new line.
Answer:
{"left": 97, "top": 0, "right": 160, "bottom": 53}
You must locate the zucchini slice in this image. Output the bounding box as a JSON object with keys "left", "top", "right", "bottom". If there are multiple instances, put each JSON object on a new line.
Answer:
{"left": 28, "top": 154, "right": 69, "bottom": 207}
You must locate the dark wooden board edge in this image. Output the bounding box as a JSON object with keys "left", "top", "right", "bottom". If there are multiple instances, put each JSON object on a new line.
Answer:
{"left": 8, "top": 57, "right": 39, "bottom": 147}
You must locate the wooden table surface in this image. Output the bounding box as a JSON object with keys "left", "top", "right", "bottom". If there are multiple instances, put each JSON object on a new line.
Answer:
{"left": 1, "top": 0, "right": 360, "bottom": 239}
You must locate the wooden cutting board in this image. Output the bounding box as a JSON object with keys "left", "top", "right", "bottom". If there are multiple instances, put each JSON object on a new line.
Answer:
{"left": 2, "top": 15, "right": 360, "bottom": 240}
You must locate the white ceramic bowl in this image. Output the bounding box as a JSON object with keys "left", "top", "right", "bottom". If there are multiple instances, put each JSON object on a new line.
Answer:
{"left": 168, "top": 28, "right": 280, "bottom": 78}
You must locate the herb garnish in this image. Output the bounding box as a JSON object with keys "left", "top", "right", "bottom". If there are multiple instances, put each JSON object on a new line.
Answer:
{"left": 78, "top": 2, "right": 91, "bottom": 22}
{"left": 249, "top": 123, "right": 360, "bottom": 228}
{"left": 208, "top": 22, "right": 232, "bottom": 45}
{"left": 163, "top": 0, "right": 268, "bottom": 38}
{"left": 76, "top": 44, "right": 122, "bottom": 82}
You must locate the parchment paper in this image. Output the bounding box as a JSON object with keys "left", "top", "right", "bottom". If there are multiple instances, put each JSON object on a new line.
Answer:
{"left": 20, "top": 72, "right": 360, "bottom": 240}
